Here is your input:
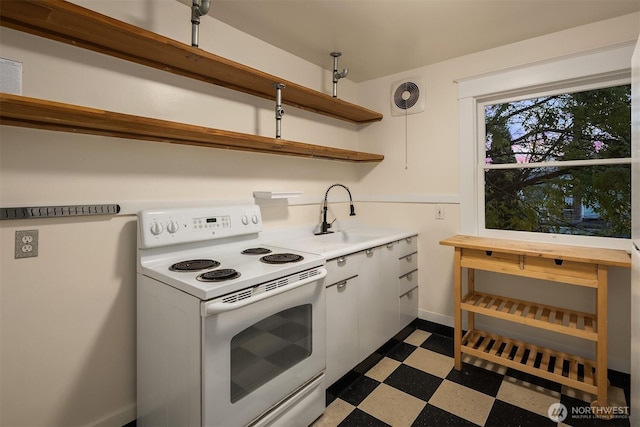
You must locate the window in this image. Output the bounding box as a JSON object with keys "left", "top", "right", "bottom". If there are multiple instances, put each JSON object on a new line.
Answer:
{"left": 482, "top": 85, "right": 631, "bottom": 238}
{"left": 457, "top": 43, "right": 634, "bottom": 249}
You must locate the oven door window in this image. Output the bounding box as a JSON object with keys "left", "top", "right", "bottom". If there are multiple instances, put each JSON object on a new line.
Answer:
{"left": 230, "top": 304, "right": 312, "bottom": 403}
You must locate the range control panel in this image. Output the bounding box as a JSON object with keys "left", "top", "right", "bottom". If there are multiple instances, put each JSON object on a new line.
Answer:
{"left": 138, "top": 205, "right": 262, "bottom": 248}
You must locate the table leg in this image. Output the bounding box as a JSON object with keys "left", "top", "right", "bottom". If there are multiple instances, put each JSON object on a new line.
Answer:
{"left": 454, "top": 247, "right": 462, "bottom": 370}
{"left": 468, "top": 268, "right": 475, "bottom": 336}
{"left": 591, "top": 265, "right": 610, "bottom": 418}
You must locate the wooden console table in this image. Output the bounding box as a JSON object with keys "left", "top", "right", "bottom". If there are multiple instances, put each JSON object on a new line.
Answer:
{"left": 440, "top": 235, "right": 631, "bottom": 407}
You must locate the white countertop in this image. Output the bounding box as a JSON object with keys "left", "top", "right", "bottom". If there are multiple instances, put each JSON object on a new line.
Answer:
{"left": 264, "top": 223, "right": 417, "bottom": 260}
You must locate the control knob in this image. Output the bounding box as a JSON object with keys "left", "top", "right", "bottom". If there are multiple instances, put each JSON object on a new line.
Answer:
{"left": 150, "top": 221, "right": 163, "bottom": 236}
{"left": 167, "top": 220, "right": 180, "bottom": 234}
{"left": 241, "top": 215, "right": 249, "bottom": 225}
{"left": 251, "top": 214, "right": 259, "bottom": 224}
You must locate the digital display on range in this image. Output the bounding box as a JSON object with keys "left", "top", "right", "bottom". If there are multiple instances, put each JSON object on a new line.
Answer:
{"left": 193, "top": 215, "right": 229, "bottom": 230}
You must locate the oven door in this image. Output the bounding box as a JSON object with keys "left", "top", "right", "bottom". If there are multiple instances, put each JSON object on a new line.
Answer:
{"left": 201, "top": 267, "right": 327, "bottom": 427}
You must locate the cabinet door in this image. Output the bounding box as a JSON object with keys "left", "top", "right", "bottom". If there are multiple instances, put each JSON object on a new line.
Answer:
{"left": 357, "top": 247, "right": 382, "bottom": 361}
{"left": 358, "top": 243, "right": 404, "bottom": 361}
{"left": 380, "top": 242, "right": 399, "bottom": 343}
{"left": 326, "top": 275, "right": 360, "bottom": 386}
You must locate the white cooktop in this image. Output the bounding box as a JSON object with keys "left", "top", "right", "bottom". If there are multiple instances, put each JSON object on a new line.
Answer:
{"left": 137, "top": 205, "right": 324, "bottom": 300}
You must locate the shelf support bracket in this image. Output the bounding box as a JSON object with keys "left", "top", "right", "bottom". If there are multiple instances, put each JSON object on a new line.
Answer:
{"left": 191, "top": 0, "right": 210, "bottom": 47}
{"left": 273, "top": 83, "right": 286, "bottom": 139}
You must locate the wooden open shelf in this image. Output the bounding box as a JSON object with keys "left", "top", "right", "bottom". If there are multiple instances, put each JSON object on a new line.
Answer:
{"left": 0, "top": 94, "right": 384, "bottom": 162}
{"left": 462, "top": 329, "right": 598, "bottom": 394}
{"left": 0, "top": 0, "right": 383, "bottom": 124}
{"left": 462, "top": 291, "right": 598, "bottom": 341}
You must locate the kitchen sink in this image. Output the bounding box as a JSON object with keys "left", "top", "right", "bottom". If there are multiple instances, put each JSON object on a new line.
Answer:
{"left": 269, "top": 226, "right": 415, "bottom": 259}
{"left": 271, "top": 230, "right": 388, "bottom": 258}
{"left": 313, "top": 231, "right": 379, "bottom": 244}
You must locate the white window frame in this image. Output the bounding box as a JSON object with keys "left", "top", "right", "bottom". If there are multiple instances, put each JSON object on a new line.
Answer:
{"left": 457, "top": 42, "right": 635, "bottom": 250}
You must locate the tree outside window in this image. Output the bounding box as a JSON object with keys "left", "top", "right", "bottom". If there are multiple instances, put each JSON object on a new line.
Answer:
{"left": 484, "top": 84, "right": 631, "bottom": 238}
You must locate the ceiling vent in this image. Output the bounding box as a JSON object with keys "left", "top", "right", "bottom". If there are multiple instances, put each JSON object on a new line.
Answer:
{"left": 390, "top": 77, "right": 425, "bottom": 116}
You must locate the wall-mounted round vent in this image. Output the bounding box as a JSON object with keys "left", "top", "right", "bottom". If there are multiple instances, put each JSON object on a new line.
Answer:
{"left": 390, "top": 77, "right": 425, "bottom": 116}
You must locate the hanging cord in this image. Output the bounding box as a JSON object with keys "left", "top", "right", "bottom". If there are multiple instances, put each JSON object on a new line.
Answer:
{"left": 404, "top": 93, "right": 409, "bottom": 170}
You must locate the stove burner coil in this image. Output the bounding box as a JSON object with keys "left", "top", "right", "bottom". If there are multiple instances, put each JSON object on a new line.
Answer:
{"left": 170, "top": 259, "right": 220, "bottom": 272}
{"left": 197, "top": 268, "right": 241, "bottom": 282}
{"left": 260, "top": 253, "right": 304, "bottom": 264}
{"left": 241, "top": 247, "right": 273, "bottom": 255}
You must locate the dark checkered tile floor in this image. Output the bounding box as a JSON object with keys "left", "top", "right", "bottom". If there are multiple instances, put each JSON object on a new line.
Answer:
{"left": 313, "top": 321, "right": 631, "bottom": 427}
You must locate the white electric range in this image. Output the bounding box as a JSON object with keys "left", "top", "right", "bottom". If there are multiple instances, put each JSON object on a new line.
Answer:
{"left": 136, "top": 204, "right": 327, "bottom": 427}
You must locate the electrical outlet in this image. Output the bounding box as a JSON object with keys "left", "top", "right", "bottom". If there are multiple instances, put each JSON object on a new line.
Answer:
{"left": 435, "top": 206, "right": 445, "bottom": 220}
{"left": 15, "top": 230, "right": 38, "bottom": 258}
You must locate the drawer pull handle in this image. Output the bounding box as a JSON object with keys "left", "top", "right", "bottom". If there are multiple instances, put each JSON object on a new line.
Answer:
{"left": 554, "top": 259, "right": 564, "bottom": 266}
{"left": 337, "top": 256, "right": 346, "bottom": 264}
{"left": 327, "top": 275, "right": 358, "bottom": 289}
{"left": 399, "top": 268, "right": 418, "bottom": 280}
{"left": 366, "top": 249, "right": 373, "bottom": 255}
{"left": 485, "top": 251, "right": 493, "bottom": 256}
{"left": 387, "top": 243, "right": 395, "bottom": 249}
{"left": 400, "top": 251, "right": 418, "bottom": 261}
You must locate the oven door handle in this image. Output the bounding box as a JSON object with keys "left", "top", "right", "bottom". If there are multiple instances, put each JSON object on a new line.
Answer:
{"left": 201, "top": 267, "right": 327, "bottom": 316}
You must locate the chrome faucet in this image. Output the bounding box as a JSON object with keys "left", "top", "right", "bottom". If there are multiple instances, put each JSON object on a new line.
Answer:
{"left": 316, "top": 183, "right": 356, "bottom": 235}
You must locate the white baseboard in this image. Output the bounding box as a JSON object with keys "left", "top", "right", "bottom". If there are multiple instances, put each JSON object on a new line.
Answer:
{"left": 91, "top": 403, "right": 136, "bottom": 427}
{"left": 418, "top": 309, "right": 453, "bottom": 328}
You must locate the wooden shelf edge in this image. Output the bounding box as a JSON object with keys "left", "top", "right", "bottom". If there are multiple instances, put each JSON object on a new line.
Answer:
{"left": 459, "top": 258, "right": 600, "bottom": 288}
{"left": 462, "top": 329, "right": 598, "bottom": 394}
{"left": 462, "top": 291, "right": 598, "bottom": 341}
{"left": 0, "top": 0, "right": 383, "bottom": 125}
{"left": 0, "top": 94, "right": 384, "bottom": 163}
{"left": 440, "top": 235, "right": 631, "bottom": 268}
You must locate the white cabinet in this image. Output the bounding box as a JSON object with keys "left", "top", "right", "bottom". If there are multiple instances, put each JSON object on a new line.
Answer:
{"left": 324, "top": 234, "right": 419, "bottom": 386}
{"left": 357, "top": 247, "right": 383, "bottom": 360}
{"left": 325, "top": 275, "right": 360, "bottom": 386}
{"left": 356, "top": 243, "right": 402, "bottom": 360}
{"left": 325, "top": 252, "right": 363, "bottom": 386}
{"left": 397, "top": 236, "right": 419, "bottom": 331}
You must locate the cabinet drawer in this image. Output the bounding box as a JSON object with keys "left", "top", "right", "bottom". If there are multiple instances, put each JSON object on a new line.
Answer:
{"left": 461, "top": 248, "right": 522, "bottom": 274}
{"left": 523, "top": 256, "right": 598, "bottom": 284}
{"left": 326, "top": 252, "right": 363, "bottom": 284}
{"left": 396, "top": 235, "right": 418, "bottom": 258}
{"left": 399, "top": 269, "right": 418, "bottom": 296}
{"left": 399, "top": 286, "right": 418, "bottom": 328}
{"left": 399, "top": 252, "right": 418, "bottom": 276}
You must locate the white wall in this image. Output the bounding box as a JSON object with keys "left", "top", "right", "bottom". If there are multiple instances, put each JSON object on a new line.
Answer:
{"left": 0, "top": 2, "right": 364, "bottom": 426}
{"left": 0, "top": 1, "right": 638, "bottom": 425}
{"left": 357, "top": 11, "right": 638, "bottom": 374}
